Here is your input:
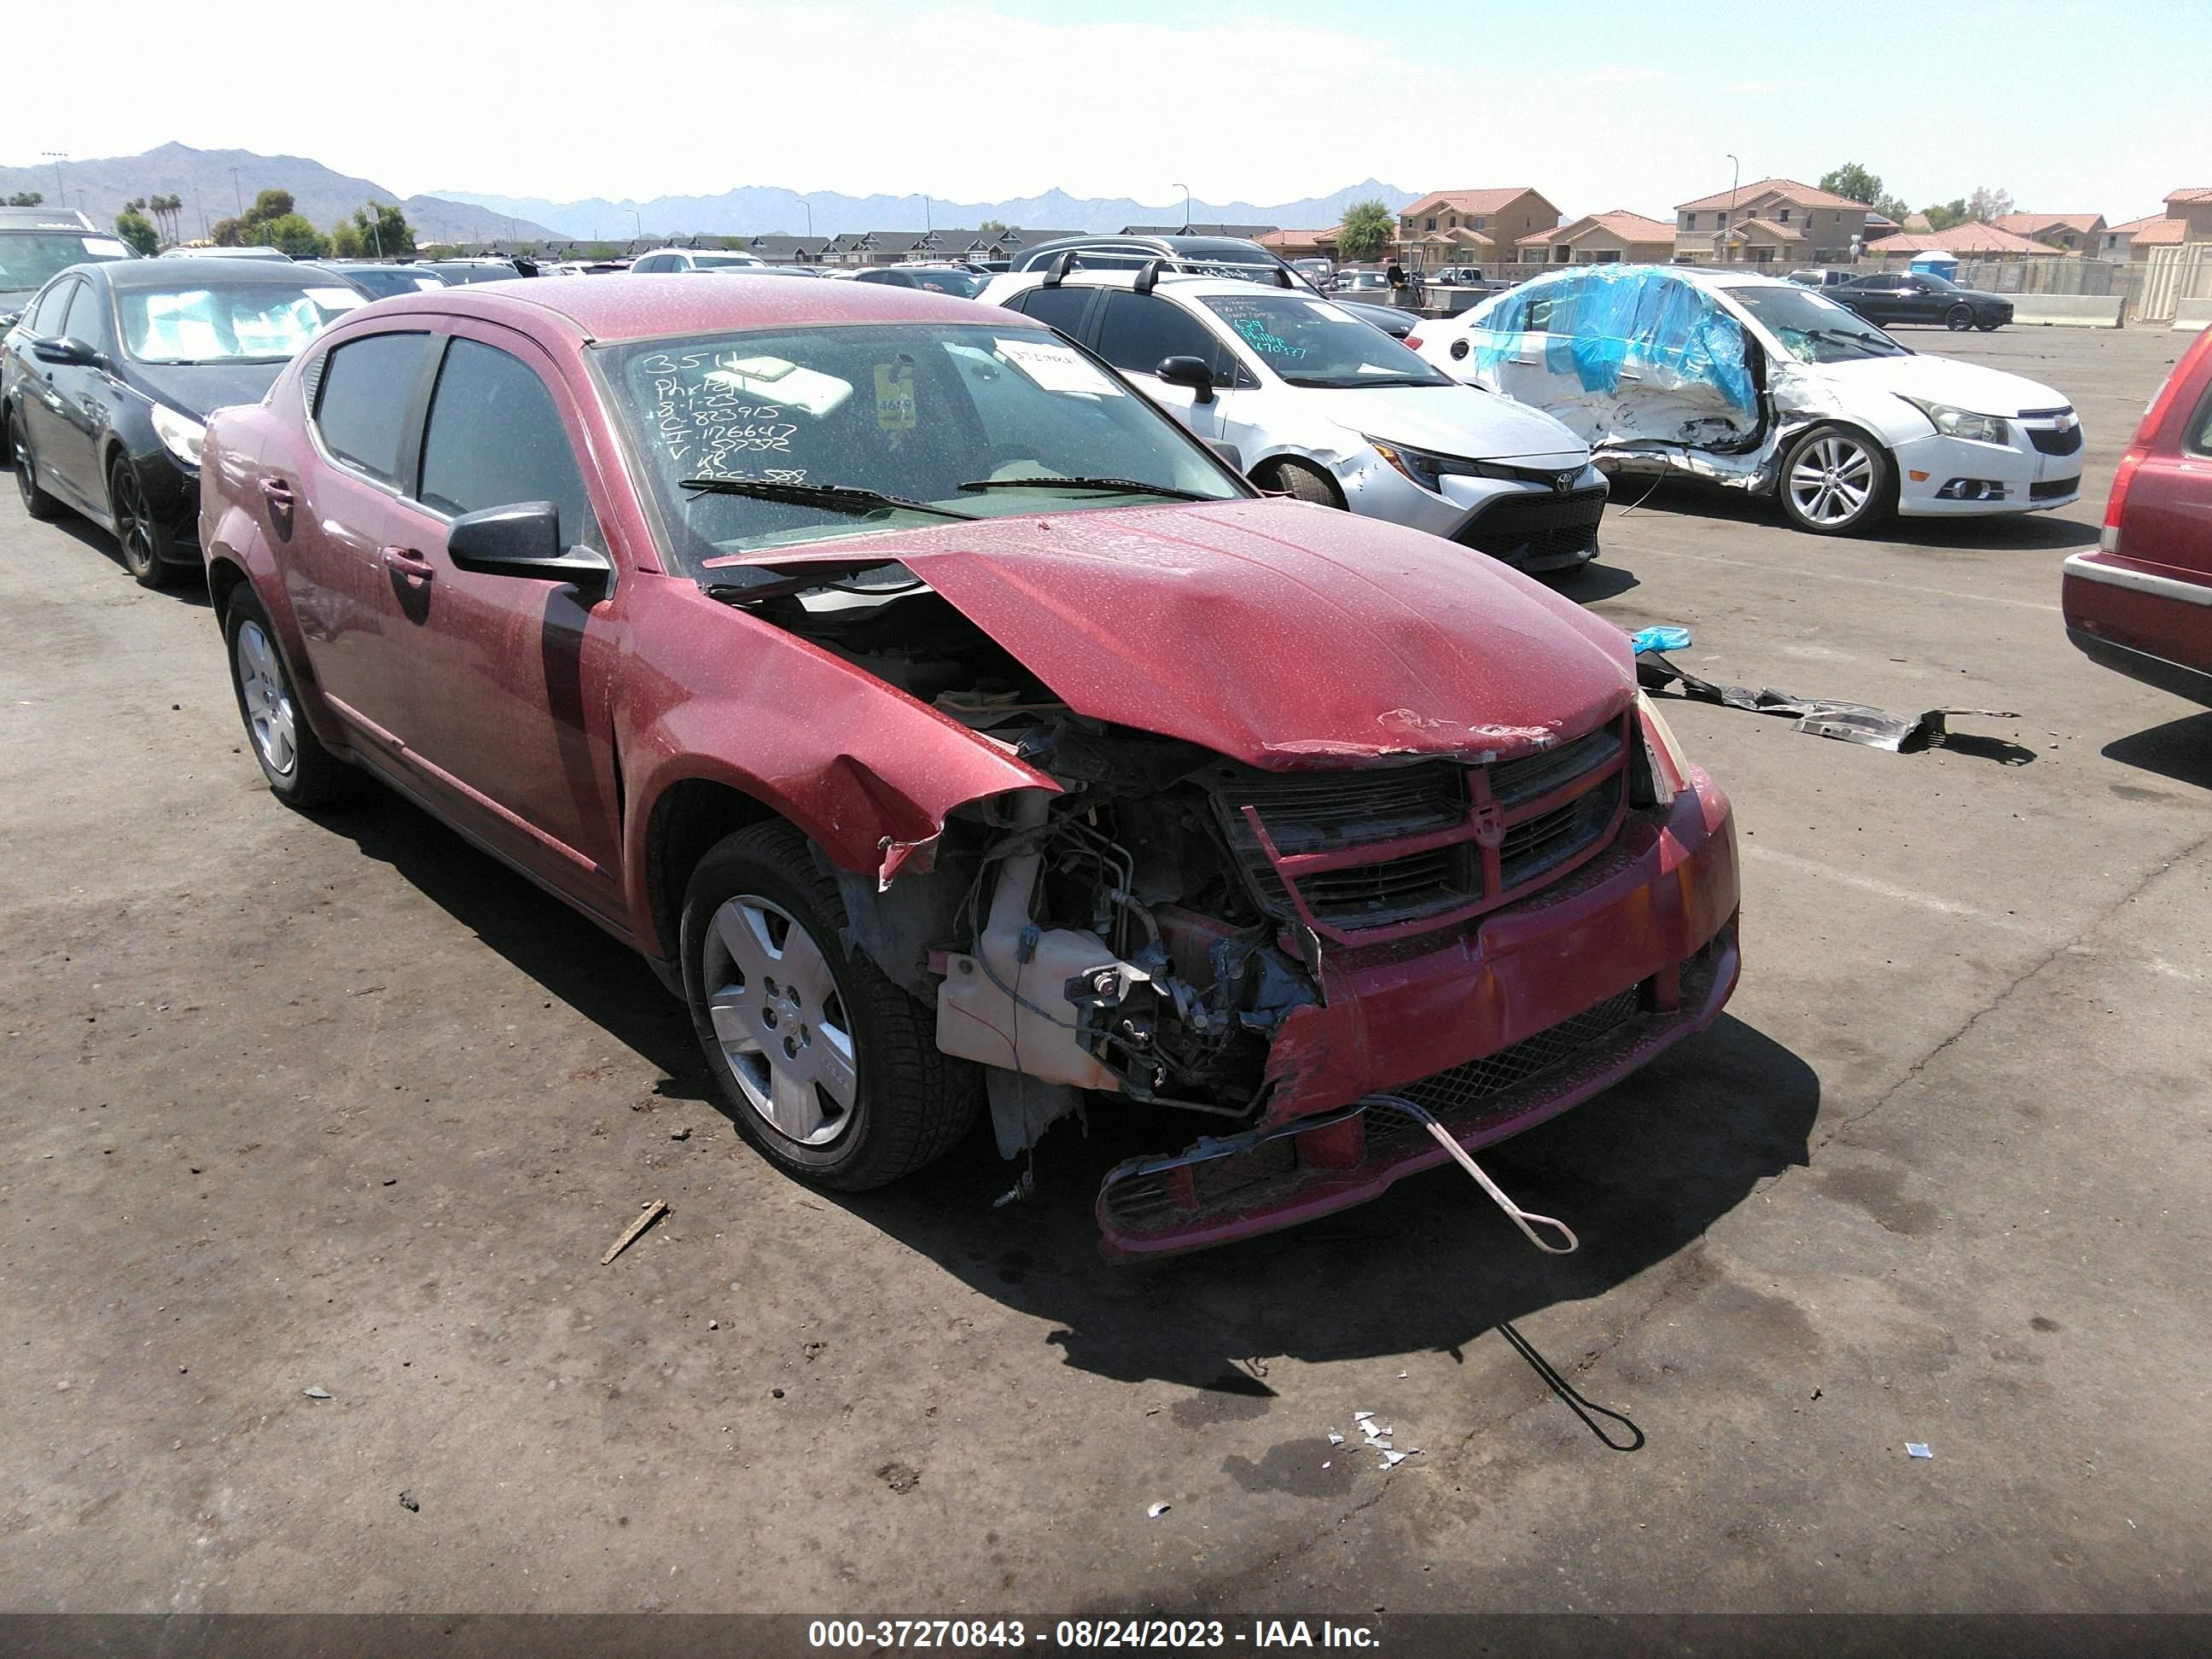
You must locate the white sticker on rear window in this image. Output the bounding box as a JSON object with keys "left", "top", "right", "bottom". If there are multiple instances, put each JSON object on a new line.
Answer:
{"left": 993, "top": 336, "right": 1123, "bottom": 396}
{"left": 306, "top": 287, "right": 368, "bottom": 311}
{"left": 81, "top": 237, "right": 130, "bottom": 257}
{"left": 1303, "top": 300, "right": 1353, "bottom": 322}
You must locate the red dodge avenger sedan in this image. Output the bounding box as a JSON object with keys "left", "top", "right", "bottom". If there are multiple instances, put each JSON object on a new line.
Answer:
{"left": 201, "top": 276, "right": 1739, "bottom": 1257}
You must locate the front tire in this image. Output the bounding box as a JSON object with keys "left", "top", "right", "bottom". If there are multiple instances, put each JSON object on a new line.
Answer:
{"left": 1778, "top": 426, "right": 1893, "bottom": 536}
{"left": 1258, "top": 458, "right": 1342, "bottom": 507}
{"left": 1945, "top": 304, "right": 1976, "bottom": 331}
{"left": 1976, "top": 317, "right": 2002, "bottom": 332}
{"left": 109, "top": 456, "right": 177, "bottom": 589}
{"left": 224, "top": 588, "right": 355, "bottom": 807}
{"left": 681, "top": 821, "right": 979, "bottom": 1190}
{"left": 10, "top": 411, "right": 63, "bottom": 521}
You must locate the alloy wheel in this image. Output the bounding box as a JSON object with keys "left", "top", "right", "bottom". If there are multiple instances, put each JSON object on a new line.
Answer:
{"left": 1786, "top": 434, "right": 1876, "bottom": 528}
{"left": 234, "top": 619, "right": 299, "bottom": 778}
{"left": 702, "top": 895, "right": 859, "bottom": 1146}
{"left": 11, "top": 422, "right": 34, "bottom": 509}
{"left": 111, "top": 464, "right": 157, "bottom": 575}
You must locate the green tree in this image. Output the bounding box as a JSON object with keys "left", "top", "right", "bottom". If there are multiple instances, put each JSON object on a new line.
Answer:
{"left": 1337, "top": 198, "right": 1395, "bottom": 263}
{"left": 253, "top": 212, "right": 331, "bottom": 259}
{"left": 4, "top": 191, "right": 43, "bottom": 207}
{"left": 249, "top": 189, "right": 297, "bottom": 222}
{"left": 330, "top": 221, "right": 367, "bottom": 259}
{"left": 1819, "top": 163, "right": 1885, "bottom": 207}
{"left": 352, "top": 201, "right": 415, "bottom": 258}
{"left": 978, "top": 218, "right": 1008, "bottom": 235}
{"left": 114, "top": 207, "right": 160, "bottom": 256}
{"left": 1921, "top": 199, "right": 1969, "bottom": 232}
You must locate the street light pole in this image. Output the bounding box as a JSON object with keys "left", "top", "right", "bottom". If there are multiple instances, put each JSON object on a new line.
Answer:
{"left": 632, "top": 207, "right": 643, "bottom": 244}
{"left": 42, "top": 152, "right": 67, "bottom": 209}
{"left": 230, "top": 166, "right": 243, "bottom": 216}
{"left": 1725, "top": 154, "right": 1740, "bottom": 265}
{"left": 915, "top": 194, "right": 931, "bottom": 235}
{"left": 1174, "top": 181, "right": 1190, "bottom": 232}
{"left": 801, "top": 196, "right": 812, "bottom": 238}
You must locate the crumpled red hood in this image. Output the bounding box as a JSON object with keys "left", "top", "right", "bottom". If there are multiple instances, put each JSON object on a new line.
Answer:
{"left": 715, "top": 498, "right": 1634, "bottom": 765}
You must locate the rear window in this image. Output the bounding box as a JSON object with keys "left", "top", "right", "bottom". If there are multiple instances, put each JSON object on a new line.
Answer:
{"left": 315, "top": 331, "right": 435, "bottom": 483}
{"left": 1007, "top": 285, "right": 1094, "bottom": 336}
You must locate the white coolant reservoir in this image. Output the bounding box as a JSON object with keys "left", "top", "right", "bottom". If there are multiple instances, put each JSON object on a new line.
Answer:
{"left": 935, "top": 789, "right": 1132, "bottom": 1091}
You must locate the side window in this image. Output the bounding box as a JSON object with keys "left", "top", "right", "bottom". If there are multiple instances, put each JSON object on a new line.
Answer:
{"left": 1093, "top": 293, "right": 1232, "bottom": 381}
{"left": 28, "top": 278, "right": 77, "bottom": 336}
{"left": 2187, "top": 385, "right": 2212, "bottom": 457}
{"left": 1009, "top": 285, "right": 1095, "bottom": 337}
{"left": 314, "top": 330, "right": 436, "bottom": 485}
{"left": 61, "top": 281, "right": 108, "bottom": 349}
{"left": 632, "top": 254, "right": 668, "bottom": 273}
{"left": 417, "top": 337, "right": 602, "bottom": 552}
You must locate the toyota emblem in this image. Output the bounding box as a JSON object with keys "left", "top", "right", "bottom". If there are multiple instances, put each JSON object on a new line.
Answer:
{"left": 1552, "top": 472, "right": 1574, "bottom": 493}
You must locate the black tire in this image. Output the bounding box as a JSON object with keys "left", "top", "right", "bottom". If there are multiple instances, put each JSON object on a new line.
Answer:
{"left": 1976, "top": 318, "right": 2002, "bottom": 332}
{"left": 1945, "top": 304, "right": 1975, "bottom": 331}
{"left": 681, "top": 820, "right": 979, "bottom": 1190}
{"left": 1776, "top": 425, "right": 1894, "bottom": 537}
{"left": 223, "top": 587, "right": 355, "bottom": 808}
{"left": 109, "top": 455, "right": 178, "bottom": 589}
{"left": 9, "top": 410, "right": 64, "bottom": 521}
{"left": 1259, "top": 458, "right": 1342, "bottom": 507}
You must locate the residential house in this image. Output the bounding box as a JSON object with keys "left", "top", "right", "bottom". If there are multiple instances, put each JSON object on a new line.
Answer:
{"left": 1513, "top": 210, "right": 1674, "bottom": 268}
{"left": 2104, "top": 213, "right": 2185, "bottom": 261}
{"left": 1393, "top": 189, "right": 1560, "bottom": 274}
{"left": 1991, "top": 212, "right": 2108, "bottom": 253}
{"left": 1673, "top": 178, "right": 1871, "bottom": 264}
{"left": 818, "top": 227, "right": 1081, "bottom": 266}
{"left": 740, "top": 234, "right": 835, "bottom": 265}
{"left": 2165, "top": 188, "right": 2212, "bottom": 241}
{"left": 1119, "top": 223, "right": 1278, "bottom": 238}
{"left": 1257, "top": 227, "right": 1340, "bottom": 262}
{"left": 1860, "top": 222, "right": 2065, "bottom": 263}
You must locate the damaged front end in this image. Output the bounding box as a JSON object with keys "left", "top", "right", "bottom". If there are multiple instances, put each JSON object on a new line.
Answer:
{"left": 719, "top": 527, "right": 1739, "bottom": 1260}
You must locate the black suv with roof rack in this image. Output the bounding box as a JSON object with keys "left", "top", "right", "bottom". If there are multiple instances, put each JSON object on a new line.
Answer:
{"left": 1010, "top": 235, "right": 1414, "bottom": 338}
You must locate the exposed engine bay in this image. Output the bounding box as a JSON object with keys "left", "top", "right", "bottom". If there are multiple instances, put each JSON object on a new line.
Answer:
{"left": 719, "top": 562, "right": 1654, "bottom": 1166}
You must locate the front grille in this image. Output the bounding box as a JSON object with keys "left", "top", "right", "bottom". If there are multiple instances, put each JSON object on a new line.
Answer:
{"left": 1456, "top": 486, "right": 1607, "bottom": 562}
{"left": 2030, "top": 476, "right": 2080, "bottom": 500}
{"left": 1373, "top": 987, "right": 1644, "bottom": 1149}
{"left": 1208, "top": 713, "right": 1629, "bottom": 937}
{"left": 2028, "top": 425, "right": 2082, "bottom": 457}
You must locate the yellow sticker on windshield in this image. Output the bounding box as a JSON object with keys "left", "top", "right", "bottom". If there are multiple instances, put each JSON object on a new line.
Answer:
{"left": 874, "top": 361, "right": 917, "bottom": 433}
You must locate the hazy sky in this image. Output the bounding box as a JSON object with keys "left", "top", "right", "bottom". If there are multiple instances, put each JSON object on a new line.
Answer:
{"left": 6, "top": 0, "right": 2203, "bottom": 219}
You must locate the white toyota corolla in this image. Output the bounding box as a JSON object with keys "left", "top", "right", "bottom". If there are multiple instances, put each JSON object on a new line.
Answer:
{"left": 1411, "top": 265, "right": 2084, "bottom": 535}
{"left": 980, "top": 263, "right": 1610, "bottom": 573}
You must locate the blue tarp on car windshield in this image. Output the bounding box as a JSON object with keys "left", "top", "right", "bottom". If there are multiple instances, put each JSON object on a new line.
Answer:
{"left": 1473, "top": 265, "right": 1756, "bottom": 415}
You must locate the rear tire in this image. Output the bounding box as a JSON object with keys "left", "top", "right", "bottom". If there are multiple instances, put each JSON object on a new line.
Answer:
{"left": 10, "top": 411, "right": 63, "bottom": 521}
{"left": 1258, "top": 458, "right": 1342, "bottom": 507}
{"left": 1945, "top": 304, "right": 1975, "bottom": 331}
{"left": 223, "top": 588, "right": 355, "bottom": 808}
{"left": 1777, "top": 425, "right": 1893, "bottom": 537}
{"left": 681, "top": 821, "right": 979, "bottom": 1190}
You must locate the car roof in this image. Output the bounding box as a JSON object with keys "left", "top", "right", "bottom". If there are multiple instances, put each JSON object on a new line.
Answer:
{"left": 991, "top": 269, "right": 1307, "bottom": 302}
{"left": 97, "top": 257, "right": 355, "bottom": 289}
{"left": 348, "top": 271, "right": 1034, "bottom": 344}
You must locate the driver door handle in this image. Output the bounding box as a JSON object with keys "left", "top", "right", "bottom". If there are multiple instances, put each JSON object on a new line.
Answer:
{"left": 381, "top": 546, "right": 434, "bottom": 582}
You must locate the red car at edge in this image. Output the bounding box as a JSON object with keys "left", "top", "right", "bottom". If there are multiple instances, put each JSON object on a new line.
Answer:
{"left": 199, "top": 276, "right": 1739, "bottom": 1258}
{"left": 2064, "top": 324, "right": 2212, "bottom": 707}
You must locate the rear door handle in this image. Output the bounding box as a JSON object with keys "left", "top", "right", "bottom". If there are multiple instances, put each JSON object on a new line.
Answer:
{"left": 381, "top": 546, "right": 434, "bottom": 581}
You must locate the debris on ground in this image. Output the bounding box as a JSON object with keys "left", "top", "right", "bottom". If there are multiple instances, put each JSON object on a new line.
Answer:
{"left": 669, "top": 1128, "right": 690, "bottom": 1142}
{"left": 602, "top": 1200, "right": 667, "bottom": 1265}
{"left": 1327, "top": 1432, "right": 1345, "bottom": 1446}
{"left": 1147, "top": 1502, "right": 1171, "bottom": 1518}
{"left": 876, "top": 1461, "right": 922, "bottom": 1495}
{"left": 1907, "top": 1442, "right": 1934, "bottom": 1460}
{"left": 302, "top": 1387, "right": 331, "bottom": 1400}
{"left": 399, "top": 1490, "right": 419, "bottom": 1512}
{"left": 1627, "top": 625, "right": 1693, "bottom": 655}
{"left": 1639, "top": 654, "right": 2018, "bottom": 755}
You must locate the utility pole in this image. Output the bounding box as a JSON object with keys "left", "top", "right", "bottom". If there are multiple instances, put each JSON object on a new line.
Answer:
{"left": 916, "top": 194, "right": 930, "bottom": 234}
{"left": 230, "top": 166, "right": 244, "bottom": 216}
{"left": 1725, "top": 154, "right": 1740, "bottom": 265}
{"left": 41, "top": 152, "right": 67, "bottom": 211}
{"left": 193, "top": 186, "right": 207, "bottom": 239}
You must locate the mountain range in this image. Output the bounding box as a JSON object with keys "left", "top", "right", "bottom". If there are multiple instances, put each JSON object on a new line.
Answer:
{"left": 0, "top": 143, "right": 1421, "bottom": 247}
{"left": 0, "top": 143, "right": 562, "bottom": 245}
{"left": 438, "top": 180, "right": 1422, "bottom": 242}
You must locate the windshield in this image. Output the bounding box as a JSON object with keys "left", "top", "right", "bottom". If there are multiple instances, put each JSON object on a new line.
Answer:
{"left": 900, "top": 269, "right": 987, "bottom": 297}
{"left": 1197, "top": 293, "right": 1448, "bottom": 388}
{"left": 1724, "top": 285, "right": 1907, "bottom": 364}
{"left": 0, "top": 233, "right": 133, "bottom": 299}
{"left": 117, "top": 282, "right": 367, "bottom": 364}
{"left": 602, "top": 322, "right": 1244, "bottom": 566}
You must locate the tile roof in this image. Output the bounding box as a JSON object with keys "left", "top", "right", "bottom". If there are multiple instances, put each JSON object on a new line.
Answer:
{"left": 1256, "top": 227, "right": 1339, "bottom": 247}
{"left": 2104, "top": 214, "right": 2174, "bottom": 237}
{"left": 1400, "top": 188, "right": 1544, "bottom": 218}
{"left": 1992, "top": 212, "right": 2105, "bottom": 236}
{"left": 1516, "top": 209, "right": 1675, "bottom": 247}
{"left": 2126, "top": 217, "right": 2187, "bottom": 246}
{"left": 2164, "top": 188, "right": 2212, "bottom": 206}
{"left": 1676, "top": 177, "right": 1866, "bottom": 212}
{"left": 1865, "top": 223, "right": 2062, "bottom": 254}
{"left": 1719, "top": 218, "right": 1805, "bottom": 243}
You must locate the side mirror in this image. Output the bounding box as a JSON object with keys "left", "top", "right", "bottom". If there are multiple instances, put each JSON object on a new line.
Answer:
{"left": 446, "top": 502, "right": 612, "bottom": 591}
{"left": 1155, "top": 355, "right": 1216, "bottom": 404}
{"left": 32, "top": 335, "right": 99, "bottom": 368}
